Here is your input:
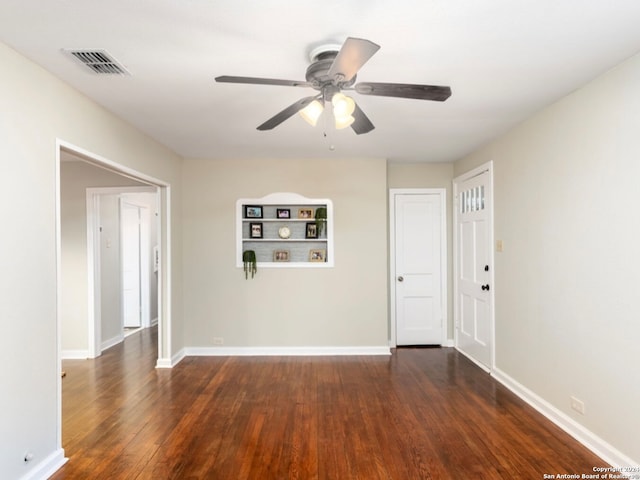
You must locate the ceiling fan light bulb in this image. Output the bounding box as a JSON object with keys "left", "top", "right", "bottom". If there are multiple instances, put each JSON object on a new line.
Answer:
{"left": 331, "top": 93, "right": 355, "bottom": 117}
{"left": 299, "top": 100, "right": 324, "bottom": 126}
{"left": 335, "top": 114, "right": 355, "bottom": 130}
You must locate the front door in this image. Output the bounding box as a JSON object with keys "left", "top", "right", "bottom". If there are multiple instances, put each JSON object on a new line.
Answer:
{"left": 392, "top": 190, "right": 445, "bottom": 346}
{"left": 454, "top": 163, "right": 494, "bottom": 369}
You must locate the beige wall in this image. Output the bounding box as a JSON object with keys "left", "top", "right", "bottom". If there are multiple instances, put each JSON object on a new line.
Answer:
{"left": 387, "top": 162, "right": 454, "bottom": 340}
{"left": 182, "top": 158, "right": 389, "bottom": 348}
{"left": 60, "top": 160, "right": 145, "bottom": 354}
{"left": 0, "top": 41, "right": 183, "bottom": 479}
{"left": 454, "top": 53, "right": 640, "bottom": 463}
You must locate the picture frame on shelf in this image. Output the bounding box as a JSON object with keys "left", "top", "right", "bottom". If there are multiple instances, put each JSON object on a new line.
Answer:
{"left": 309, "top": 249, "right": 326, "bottom": 262}
{"left": 273, "top": 250, "right": 290, "bottom": 262}
{"left": 244, "top": 205, "right": 263, "bottom": 218}
{"left": 305, "top": 222, "right": 318, "bottom": 239}
{"left": 249, "top": 222, "right": 263, "bottom": 238}
{"left": 276, "top": 208, "right": 290, "bottom": 219}
{"left": 298, "top": 207, "right": 314, "bottom": 219}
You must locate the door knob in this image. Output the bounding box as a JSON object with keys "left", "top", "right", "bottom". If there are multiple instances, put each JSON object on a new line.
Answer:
{"left": 481, "top": 284, "right": 490, "bottom": 291}
{"left": 397, "top": 276, "right": 404, "bottom": 282}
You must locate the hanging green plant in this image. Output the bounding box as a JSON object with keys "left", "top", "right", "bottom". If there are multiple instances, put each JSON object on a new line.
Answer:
{"left": 314, "top": 207, "right": 327, "bottom": 236}
{"left": 242, "top": 250, "right": 257, "bottom": 279}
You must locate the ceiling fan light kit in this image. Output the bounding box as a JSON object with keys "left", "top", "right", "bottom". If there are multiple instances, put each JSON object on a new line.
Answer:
{"left": 332, "top": 92, "right": 355, "bottom": 116}
{"left": 299, "top": 92, "right": 356, "bottom": 129}
{"left": 334, "top": 113, "right": 355, "bottom": 130}
{"left": 299, "top": 99, "right": 324, "bottom": 126}
{"left": 331, "top": 92, "right": 356, "bottom": 129}
{"left": 215, "top": 37, "right": 451, "bottom": 135}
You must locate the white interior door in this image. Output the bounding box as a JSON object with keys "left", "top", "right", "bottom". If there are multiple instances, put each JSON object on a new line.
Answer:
{"left": 392, "top": 190, "right": 445, "bottom": 346}
{"left": 121, "top": 200, "right": 142, "bottom": 328}
{"left": 454, "top": 164, "right": 494, "bottom": 369}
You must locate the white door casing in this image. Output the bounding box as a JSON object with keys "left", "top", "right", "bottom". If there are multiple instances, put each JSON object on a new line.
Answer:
{"left": 390, "top": 189, "right": 447, "bottom": 346}
{"left": 453, "top": 162, "right": 495, "bottom": 370}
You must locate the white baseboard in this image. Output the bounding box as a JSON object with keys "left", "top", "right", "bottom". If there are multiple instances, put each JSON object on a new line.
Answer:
{"left": 101, "top": 334, "right": 124, "bottom": 352}
{"left": 150, "top": 317, "right": 158, "bottom": 327}
{"left": 61, "top": 350, "right": 89, "bottom": 360}
{"left": 20, "top": 448, "right": 67, "bottom": 480}
{"left": 184, "top": 345, "right": 392, "bottom": 357}
{"left": 492, "top": 367, "right": 638, "bottom": 468}
{"left": 156, "top": 345, "right": 394, "bottom": 368}
{"left": 156, "top": 348, "right": 186, "bottom": 369}
{"left": 155, "top": 358, "right": 173, "bottom": 368}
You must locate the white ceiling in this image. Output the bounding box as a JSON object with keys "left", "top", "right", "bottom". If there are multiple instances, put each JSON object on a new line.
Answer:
{"left": 1, "top": 1, "right": 640, "bottom": 163}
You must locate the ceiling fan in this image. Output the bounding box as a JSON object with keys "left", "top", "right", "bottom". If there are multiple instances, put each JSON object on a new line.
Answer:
{"left": 215, "top": 37, "right": 451, "bottom": 135}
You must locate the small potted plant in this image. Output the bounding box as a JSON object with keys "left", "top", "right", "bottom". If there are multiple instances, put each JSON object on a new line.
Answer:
{"left": 242, "top": 250, "right": 257, "bottom": 279}
{"left": 314, "top": 207, "right": 327, "bottom": 236}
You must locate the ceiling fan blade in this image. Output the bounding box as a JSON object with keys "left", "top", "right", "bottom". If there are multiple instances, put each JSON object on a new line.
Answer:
{"left": 215, "top": 75, "right": 311, "bottom": 88}
{"left": 355, "top": 82, "right": 452, "bottom": 101}
{"left": 257, "top": 96, "right": 318, "bottom": 131}
{"left": 351, "top": 103, "right": 375, "bottom": 135}
{"left": 327, "top": 37, "right": 380, "bottom": 83}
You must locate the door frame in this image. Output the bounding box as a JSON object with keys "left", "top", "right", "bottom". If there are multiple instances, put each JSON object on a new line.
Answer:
{"left": 56, "top": 140, "right": 173, "bottom": 464}
{"left": 452, "top": 161, "right": 495, "bottom": 371}
{"left": 57, "top": 139, "right": 173, "bottom": 364}
{"left": 389, "top": 188, "right": 448, "bottom": 347}
{"left": 86, "top": 187, "right": 156, "bottom": 357}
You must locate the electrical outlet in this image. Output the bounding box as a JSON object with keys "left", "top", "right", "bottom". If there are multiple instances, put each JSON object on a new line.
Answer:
{"left": 213, "top": 337, "right": 224, "bottom": 345}
{"left": 570, "top": 396, "right": 586, "bottom": 415}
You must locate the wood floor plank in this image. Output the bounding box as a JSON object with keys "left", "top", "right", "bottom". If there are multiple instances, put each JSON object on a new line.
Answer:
{"left": 51, "top": 328, "right": 608, "bottom": 479}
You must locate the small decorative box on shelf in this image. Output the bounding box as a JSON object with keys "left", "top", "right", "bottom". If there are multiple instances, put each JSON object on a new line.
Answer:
{"left": 236, "top": 192, "right": 334, "bottom": 268}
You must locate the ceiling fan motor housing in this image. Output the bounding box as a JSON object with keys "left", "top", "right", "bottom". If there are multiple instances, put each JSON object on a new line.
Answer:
{"left": 305, "top": 48, "right": 356, "bottom": 90}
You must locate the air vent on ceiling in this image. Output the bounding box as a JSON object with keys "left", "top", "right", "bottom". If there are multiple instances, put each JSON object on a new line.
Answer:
{"left": 63, "top": 49, "right": 130, "bottom": 75}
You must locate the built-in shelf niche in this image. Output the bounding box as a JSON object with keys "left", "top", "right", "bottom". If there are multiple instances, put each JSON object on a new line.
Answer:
{"left": 236, "top": 192, "right": 334, "bottom": 268}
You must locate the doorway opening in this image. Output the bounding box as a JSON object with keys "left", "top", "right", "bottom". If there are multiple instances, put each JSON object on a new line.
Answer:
{"left": 55, "top": 140, "right": 173, "bottom": 468}
{"left": 56, "top": 140, "right": 172, "bottom": 364}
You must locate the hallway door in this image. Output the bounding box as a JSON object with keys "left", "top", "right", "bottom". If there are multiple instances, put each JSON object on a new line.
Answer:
{"left": 391, "top": 189, "right": 446, "bottom": 346}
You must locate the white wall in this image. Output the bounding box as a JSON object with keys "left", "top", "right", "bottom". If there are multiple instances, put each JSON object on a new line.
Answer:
{"left": 60, "top": 160, "right": 145, "bottom": 355}
{"left": 454, "top": 53, "right": 640, "bottom": 463}
{"left": 181, "top": 158, "right": 389, "bottom": 350}
{"left": 0, "top": 41, "right": 183, "bottom": 480}
{"left": 99, "top": 194, "right": 123, "bottom": 346}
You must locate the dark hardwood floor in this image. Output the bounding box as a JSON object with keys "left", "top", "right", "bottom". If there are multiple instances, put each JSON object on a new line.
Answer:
{"left": 52, "top": 327, "right": 606, "bottom": 479}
